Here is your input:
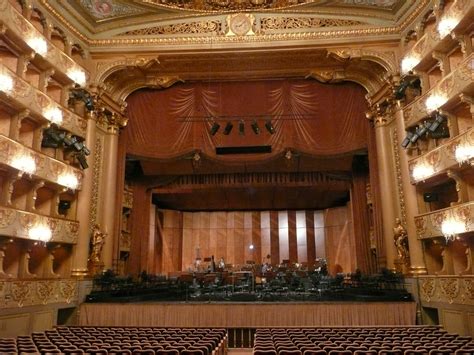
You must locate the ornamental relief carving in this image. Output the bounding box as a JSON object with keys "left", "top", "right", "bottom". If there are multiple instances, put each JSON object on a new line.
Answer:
{"left": 439, "top": 278, "right": 460, "bottom": 304}
{"left": 0, "top": 206, "right": 79, "bottom": 244}
{"left": 2, "top": 279, "right": 79, "bottom": 308}
{"left": 421, "top": 278, "right": 435, "bottom": 302}
{"left": 260, "top": 17, "right": 364, "bottom": 31}
{"left": 120, "top": 20, "right": 223, "bottom": 36}
{"left": 419, "top": 277, "right": 474, "bottom": 306}
{"left": 415, "top": 201, "right": 474, "bottom": 240}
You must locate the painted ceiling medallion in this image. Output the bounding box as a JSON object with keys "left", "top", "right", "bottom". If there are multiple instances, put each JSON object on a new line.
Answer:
{"left": 78, "top": 0, "right": 144, "bottom": 19}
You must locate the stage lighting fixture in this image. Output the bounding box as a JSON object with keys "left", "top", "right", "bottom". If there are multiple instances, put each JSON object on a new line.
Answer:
{"left": 401, "top": 131, "right": 414, "bottom": 148}
{"left": 42, "top": 127, "right": 62, "bottom": 148}
{"left": 265, "top": 120, "right": 275, "bottom": 134}
{"left": 223, "top": 121, "right": 233, "bottom": 135}
{"left": 62, "top": 134, "right": 74, "bottom": 147}
{"left": 76, "top": 152, "right": 88, "bottom": 169}
{"left": 251, "top": 120, "right": 260, "bottom": 134}
{"left": 428, "top": 112, "right": 446, "bottom": 132}
{"left": 210, "top": 122, "right": 220, "bottom": 136}
{"left": 410, "top": 132, "right": 420, "bottom": 144}
{"left": 394, "top": 76, "right": 421, "bottom": 100}
{"left": 239, "top": 120, "right": 245, "bottom": 135}
{"left": 69, "top": 86, "right": 94, "bottom": 111}
{"left": 416, "top": 121, "right": 431, "bottom": 137}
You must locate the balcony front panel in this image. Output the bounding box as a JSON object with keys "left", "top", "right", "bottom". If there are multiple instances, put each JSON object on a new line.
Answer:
{"left": 0, "top": 64, "right": 86, "bottom": 137}
{"left": 0, "top": 0, "right": 88, "bottom": 82}
{"left": 0, "top": 205, "right": 79, "bottom": 244}
{"left": 419, "top": 275, "right": 474, "bottom": 307}
{"left": 415, "top": 201, "right": 474, "bottom": 239}
{"left": 408, "top": 127, "right": 474, "bottom": 183}
{"left": 0, "top": 134, "right": 83, "bottom": 190}
{"left": 403, "top": 0, "right": 474, "bottom": 70}
{"left": 0, "top": 279, "right": 78, "bottom": 308}
{"left": 403, "top": 54, "right": 473, "bottom": 128}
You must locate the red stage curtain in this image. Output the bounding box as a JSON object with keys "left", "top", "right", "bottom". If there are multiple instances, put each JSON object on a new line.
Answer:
{"left": 124, "top": 80, "right": 369, "bottom": 160}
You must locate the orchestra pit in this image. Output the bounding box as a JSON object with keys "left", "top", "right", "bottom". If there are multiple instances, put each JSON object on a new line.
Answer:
{"left": 0, "top": 0, "right": 473, "bottom": 354}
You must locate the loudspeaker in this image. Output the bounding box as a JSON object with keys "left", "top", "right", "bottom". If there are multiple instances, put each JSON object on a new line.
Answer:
{"left": 423, "top": 192, "right": 438, "bottom": 202}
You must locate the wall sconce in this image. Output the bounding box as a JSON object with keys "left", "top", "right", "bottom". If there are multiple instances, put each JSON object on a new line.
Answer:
{"left": 28, "top": 224, "right": 52, "bottom": 243}
{"left": 0, "top": 72, "right": 14, "bottom": 93}
{"left": 411, "top": 162, "right": 434, "bottom": 181}
{"left": 11, "top": 154, "right": 36, "bottom": 176}
{"left": 26, "top": 36, "right": 48, "bottom": 56}
{"left": 400, "top": 55, "right": 421, "bottom": 75}
{"left": 67, "top": 68, "right": 86, "bottom": 87}
{"left": 437, "top": 16, "right": 460, "bottom": 37}
{"left": 58, "top": 172, "right": 79, "bottom": 190}
{"left": 441, "top": 216, "right": 466, "bottom": 242}
{"left": 43, "top": 106, "right": 63, "bottom": 125}
{"left": 455, "top": 144, "right": 474, "bottom": 165}
{"left": 425, "top": 93, "right": 448, "bottom": 112}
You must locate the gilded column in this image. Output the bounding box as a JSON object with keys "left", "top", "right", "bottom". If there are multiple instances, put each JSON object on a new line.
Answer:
{"left": 71, "top": 112, "right": 97, "bottom": 277}
{"left": 373, "top": 114, "right": 398, "bottom": 270}
{"left": 394, "top": 108, "right": 427, "bottom": 275}
{"left": 100, "top": 121, "right": 120, "bottom": 270}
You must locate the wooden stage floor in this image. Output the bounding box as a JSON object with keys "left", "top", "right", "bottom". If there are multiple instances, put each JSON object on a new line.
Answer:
{"left": 79, "top": 301, "right": 416, "bottom": 328}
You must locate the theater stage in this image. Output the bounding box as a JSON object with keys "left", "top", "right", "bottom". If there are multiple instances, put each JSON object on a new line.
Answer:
{"left": 79, "top": 302, "right": 416, "bottom": 328}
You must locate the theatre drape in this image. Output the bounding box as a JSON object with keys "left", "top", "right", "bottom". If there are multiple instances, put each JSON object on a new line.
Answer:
{"left": 124, "top": 80, "right": 369, "bottom": 160}
{"left": 79, "top": 302, "right": 416, "bottom": 327}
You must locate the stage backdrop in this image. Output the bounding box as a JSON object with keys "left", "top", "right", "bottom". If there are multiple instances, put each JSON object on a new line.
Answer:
{"left": 155, "top": 205, "right": 355, "bottom": 275}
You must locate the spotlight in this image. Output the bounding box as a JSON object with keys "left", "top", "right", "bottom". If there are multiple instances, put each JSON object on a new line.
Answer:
{"left": 69, "top": 86, "right": 94, "bottom": 111}
{"left": 62, "top": 134, "right": 74, "bottom": 147}
{"left": 210, "top": 122, "right": 220, "bottom": 136}
{"left": 416, "top": 121, "right": 431, "bottom": 137}
{"left": 251, "top": 120, "right": 260, "bottom": 134}
{"left": 428, "top": 112, "right": 445, "bottom": 132}
{"left": 223, "top": 122, "right": 233, "bottom": 135}
{"left": 394, "top": 75, "right": 421, "bottom": 100}
{"left": 401, "top": 131, "right": 414, "bottom": 148}
{"left": 239, "top": 120, "right": 245, "bottom": 135}
{"left": 76, "top": 152, "right": 88, "bottom": 169}
{"left": 410, "top": 132, "right": 420, "bottom": 144}
{"left": 265, "top": 120, "right": 275, "bottom": 134}
{"left": 42, "top": 127, "right": 62, "bottom": 148}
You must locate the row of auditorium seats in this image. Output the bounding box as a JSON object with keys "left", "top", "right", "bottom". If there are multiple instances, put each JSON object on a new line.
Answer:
{"left": 0, "top": 326, "right": 227, "bottom": 354}
{"left": 253, "top": 326, "right": 474, "bottom": 354}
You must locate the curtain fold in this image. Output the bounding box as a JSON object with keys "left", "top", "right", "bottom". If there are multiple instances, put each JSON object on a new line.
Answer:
{"left": 79, "top": 302, "right": 416, "bottom": 327}
{"left": 124, "top": 80, "right": 369, "bottom": 160}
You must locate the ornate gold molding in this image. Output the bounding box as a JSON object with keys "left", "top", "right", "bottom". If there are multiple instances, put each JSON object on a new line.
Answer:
{"left": 403, "top": 54, "right": 473, "bottom": 127}
{"left": 88, "top": 137, "right": 102, "bottom": 235}
{"left": 0, "top": 63, "right": 86, "bottom": 138}
{"left": 419, "top": 276, "right": 473, "bottom": 306}
{"left": 0, "top": 205, "right": 79, "bottom": 244}
{"left": 0, "top": 279, "right": 78, "bottom": 308}
{"left": 0, "top": 135, "right": 84, "bottom": 191}
{"left": 408, "top": 127, "right": 474, "bottom": 184}
{"left": 414, "top": 201, "right": 474, "bottom": 239}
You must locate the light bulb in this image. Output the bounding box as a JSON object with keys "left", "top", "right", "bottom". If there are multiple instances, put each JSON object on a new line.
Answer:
{"left": 58, "top": 172, "right": 79, "bottom": 190}
{"left": 44, "top": 106, "right": 63, "bottom": 124}
{"left": 67, "top": 69, "right": 86, "bottom": 86}
{"left": 27, "top": 36, "right": 48, "bottom": 56}
{"left": 0, "top": 73, "right": 14, "bottom": 92}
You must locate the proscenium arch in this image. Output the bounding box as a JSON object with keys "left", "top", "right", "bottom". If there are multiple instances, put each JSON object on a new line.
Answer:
{"left": 98, "top": 49, "right": 392, "bottom": 104}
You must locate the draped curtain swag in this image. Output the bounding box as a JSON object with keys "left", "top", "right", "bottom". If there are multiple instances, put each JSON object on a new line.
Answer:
{"left": 125, "top": 79, "right": 369, "bottom": 160}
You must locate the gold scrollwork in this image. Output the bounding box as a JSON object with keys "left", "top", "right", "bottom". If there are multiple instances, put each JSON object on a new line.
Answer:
{"left": 261, "top": 17, "right": 364, "bottom": 31}
{"left": 36, "top": 281, "right": 55, "bottom": 305}
{"left": 421, "top": 278, "right": 436, "bottom": 302}
{"left": 11, "top": 281, "right": 31, "bottom": 307}
{"left": 120, "top": 20, "right": 222, "bottom": 36}
{"left": 439, "top": 278, "right": 460, "bottom": 304}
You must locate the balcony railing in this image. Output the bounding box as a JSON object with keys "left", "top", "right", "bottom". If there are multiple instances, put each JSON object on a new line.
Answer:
{"left": 0, "top": 205, "right": 79, "bottom": 244}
